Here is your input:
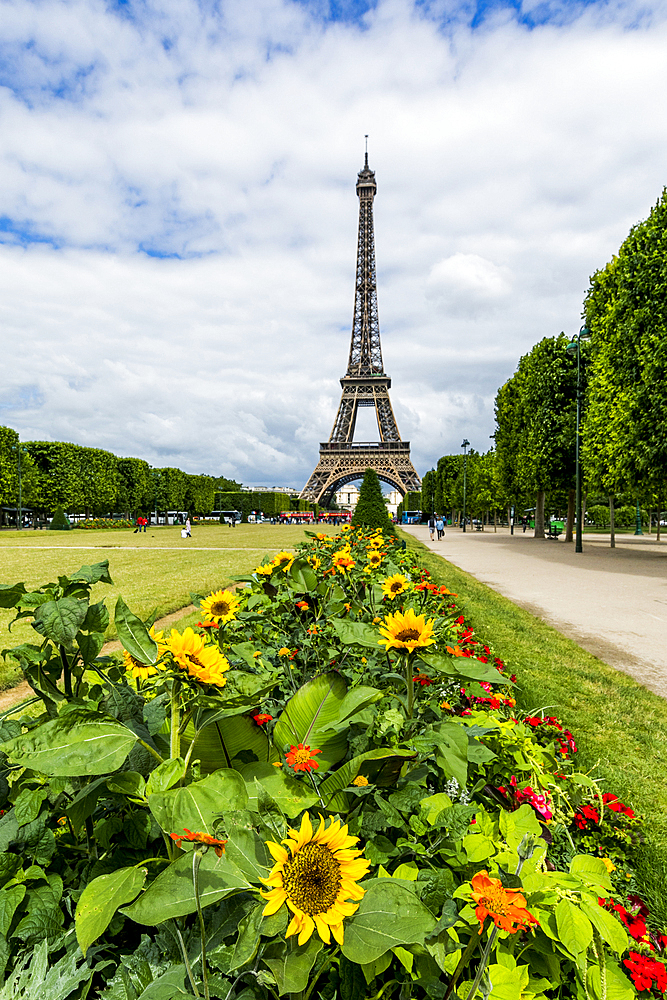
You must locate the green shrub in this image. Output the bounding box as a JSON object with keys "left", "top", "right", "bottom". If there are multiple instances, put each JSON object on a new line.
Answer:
{"left": 351, "top": 468, "right": 394, "bottom": 533}
{"left": 47, "top": 505, "right": 70, "bottom": 530}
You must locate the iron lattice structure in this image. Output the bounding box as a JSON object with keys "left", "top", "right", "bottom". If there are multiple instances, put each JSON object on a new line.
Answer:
{"left": 301, "top": 156, "right": 421, "bottom": 505}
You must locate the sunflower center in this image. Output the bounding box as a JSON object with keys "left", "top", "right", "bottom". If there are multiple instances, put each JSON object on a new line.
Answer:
{"left": 479, "top": 887, "right": 511, "bottom": 916}
{"left": 188, "top": 654, "right": 205, "bottom": 668}
{"left": 390, "top": 582, "right": 403, "bottom": 593}
{"left": 395, "top": 628, "right": 421, "bottom": 642}
{"left": 210, "top": 600, "right": 231, "bottom": 616}
{"left": 282, "top": 844, "right": 342, "bottom": 915}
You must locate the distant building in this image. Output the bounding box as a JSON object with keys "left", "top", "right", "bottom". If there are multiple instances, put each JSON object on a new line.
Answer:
{"left": 335, "top": 485, "right": 361, "bottom": 511}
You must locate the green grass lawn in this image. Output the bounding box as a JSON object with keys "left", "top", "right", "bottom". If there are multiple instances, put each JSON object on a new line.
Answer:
{"left": 0, "top": 523, "right": 337, "bottom": 686}
{"left": 399, "top": 529, "right": 667, "bottom": 921}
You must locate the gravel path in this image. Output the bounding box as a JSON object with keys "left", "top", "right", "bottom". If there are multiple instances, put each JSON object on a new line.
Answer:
{"left": 403, "top": 525, "right": 667, "bottom": 698}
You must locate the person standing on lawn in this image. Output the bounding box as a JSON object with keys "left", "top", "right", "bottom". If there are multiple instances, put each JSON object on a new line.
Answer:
{"left": 428, "top": 515, "right": 436, "bottom": 541}
{"left": 185, "top": 517, "right": 191, "bottom": 537}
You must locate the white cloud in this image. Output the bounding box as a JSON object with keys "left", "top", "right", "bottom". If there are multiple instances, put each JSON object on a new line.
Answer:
{"left": 1, "top": 0, "right": 667, "bottom": 487}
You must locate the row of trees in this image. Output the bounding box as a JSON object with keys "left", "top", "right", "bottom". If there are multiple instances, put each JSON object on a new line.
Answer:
{"left": 402, "top": 188, "right": 667, "bottom": 540}
{"left": 0, "top": 426, "right": 241, "bottom": 521}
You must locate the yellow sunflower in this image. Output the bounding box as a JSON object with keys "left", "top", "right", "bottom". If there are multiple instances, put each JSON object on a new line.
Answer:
{"left": 308, "top": 555, "right": 321, "bottom": 570}
{"left": 261, "top": 813, "right": 370, "bottom": 946}
{"left": 377, "top": 608, "right": 436, "bottom": 654}
{"left": 254, "top": 563, "right": 274, "bottom": 576}
{"left": 367, "top": 552, "right": 384, "bottom": 568}
{"left": 332, "top": 551, "right": 355, "bottom": 573}
{"left": 381, "top": 573, "right": 410, "bottom": 598}
{"left": 272, "top": 551, "right": 295, "bottom": 572}
{"left": 200, "top": 588, "right": 241, "bottom": 624}
{"left": 165, "top": 627, "right": 230, "bottom": 687}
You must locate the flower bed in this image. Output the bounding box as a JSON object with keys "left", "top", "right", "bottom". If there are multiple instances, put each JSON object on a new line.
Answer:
{"left": 0, "top": 527, "right": 662, "bottom": 999}
{"left": 74, "top": 517, "right": 134, "bottom": 529}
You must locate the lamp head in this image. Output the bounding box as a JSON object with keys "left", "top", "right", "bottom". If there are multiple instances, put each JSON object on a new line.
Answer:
{"left": 566, "top": 342, "right": 577, "bottom": 356}
{"left": 579, "top": 325, "right": 592, "bottom": 341}
{"left": 461, "top": 439, "right": 470, "bottom": 449}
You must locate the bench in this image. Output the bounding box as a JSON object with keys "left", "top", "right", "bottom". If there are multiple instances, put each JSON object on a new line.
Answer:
{"left": 547, "top": 524, "right": 562, "bottom": 539}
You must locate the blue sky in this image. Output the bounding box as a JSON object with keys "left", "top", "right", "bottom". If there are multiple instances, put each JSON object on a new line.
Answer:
{"left": 1, "top": 0, "right": 666, "bottom": 486}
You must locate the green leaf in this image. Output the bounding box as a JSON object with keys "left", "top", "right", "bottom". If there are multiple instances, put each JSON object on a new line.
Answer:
{"left": 230, "top": 902, "right": 265, "bottom": 971}
{"left": 136, "top": 966, "right": 196, "bottom": 999}
{"left": 554, "top": 899, "right": 593, "bottom": 956}
{"left": 587, "top": 958, "right": 637, "bottom": 1000}
{"left": 255, "top": 779, "right": 287, "bottom": 842}
{"left": 342, "top": 880, "right": 437, "bottom": 964}
{"left": 420, "top": 652, "right": 516, "bottom": 686}
{"left": 81, "top": 599, "right": 110, "bottom": 633}
{"left": 71, "top": 560, "right": 113, "bottom": 585}
{"left": 499, "top": 804, "right": 542, "bottom": 852}
{"left": 121, "top": 850, "right": 252, "bottom": 925}
{"left": 148, "top": 769, "right": 248, "bottom": 838}
{"left": 76, "top": 866, "right": 147, "bottom": 956}
{"left": 263, "top": 936, "right": 324, "bottom": 996}
{"left": 225, "top": 826, "right": 272, "bottom": 882}
{"left": 0, "top": 884, "right": 26, "bottom": 936}
{"left": 0, "top": 715, "right": 137, "bottom": 776}
{"left": 569, "top": 854, "right": 613, "bottom": 891}
{"left": 32, "top": 598, "right": 88, "bottom": 649}
{"left": 107, "top": 772, "right": 147, "bottom": 800}
{"left": 76, "top": 630, "right": 104, "bottom": 666}
{"left": 241, "top": 763, "right": 319, "bottom": 817}
{"left": 0, "top": 583, "right": 27, "bottom": 609}
{"left": 319, "top": 748, "right": 417, "bottom": 811}
{"left": 580, "top": 898, "right": 628, "bottom": 954}
{"left": 181, "top": 713, "right": 276, "bottom": 775}
{"left": 146, "top": 758, "right": 186, "bottom": 796}
{"left": 486, "top": 963, "right": 523, "bottom": 1000}
{"left": 331, "top": 619, "right": 382, "bottom": 649}
{"left": 273, "top": 671, "right": 348, "bottom": 772}
{"left": 13, "top": 788, "right": 48, "bottom": 827}
{"left": 319, "top": 686, "right": 384, "bottom": 733}
{"left": 288, "top": 559, "right": 318, "bottom": 593}
{"left": 114, "top": 596, "right": 158, "bottom": 665}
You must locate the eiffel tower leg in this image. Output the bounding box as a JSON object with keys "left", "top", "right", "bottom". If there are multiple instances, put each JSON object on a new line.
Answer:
{"left": 300, "top": 447, "right": 421, "bottom": 505}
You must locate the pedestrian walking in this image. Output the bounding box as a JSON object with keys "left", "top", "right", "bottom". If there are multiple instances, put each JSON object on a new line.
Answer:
{"left": 428, "top": 515, "right": 436, "bottom": 541}
{"left": 436, "top": 516, "right": 444, "bottom": 540}
{"left": 185, "top": 517, "right": 191, "bottom": 538}
{"left": 522, "top": 516, "right": 527, "bottom": 533}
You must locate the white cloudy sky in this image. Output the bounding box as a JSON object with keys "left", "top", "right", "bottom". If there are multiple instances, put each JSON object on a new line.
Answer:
{"left": 1, "top": 0, "right": 667, "bottom": 488}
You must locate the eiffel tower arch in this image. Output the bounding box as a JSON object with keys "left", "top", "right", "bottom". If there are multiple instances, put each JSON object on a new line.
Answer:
{"left": 300, "top": 154, "right": 421, "bottom": 506}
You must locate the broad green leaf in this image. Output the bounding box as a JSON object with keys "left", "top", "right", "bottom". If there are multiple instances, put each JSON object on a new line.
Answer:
{"left": 419, "top": 792, "right": 453, "bottom": 826}
{"left": 136, "top": 966, "right": 196, "bottom": 999}
{"left": 0, "top": 715, "right": 137, "bottom": 776}
{"left": 569, "top": 854, "right": 613, "bottom": 891}
{"left": 71, "top": 560, "right": 113, "bottom": 585}
{"left": 319, "top": 748, "right": 417, "bottom": 811}
{"left": 499, "top": 804, "right": 542, "bottom": 851}
{"left": 288, "top": 559, "right": 318, "bottom": 593}
{"left": 263, "top": 936, "right": 323, "bottom": 996}
{"left": 225, "top": 827, "right": 271, "bottom": 882}
{"left": 486, "top": 963, "right": 523, "bottom": 1000}
{"left": 32, "top": 598, "right": 88, "bottom": 649}
{"left": 430, "top": 722, "right": 469, "bottom": 788}
{"left": 76, "top": 631, "right": 104, "bottom": 666}
{"left": 241, "top": 763, "right": 319, "bottom": 817}
{"left": 181, "top": 713, "right": 277, "bottom": 775}
{"left": 255, "top": 780, "right": 287, "bottom": 842}
{"left": 319, "top": 686, "right": 384, "bottom": 733}
{"left": 13, "top": 788, "right": 48, "bottom": 827}
{"left": 342, "top": 880, "right": 437, "bottom": 964}
{"left": 148, "top": 769, "right": 247, "bottom": 838}
{"left": 0, "top": 884, "right": 26, "bottom": 936}
{"left": 114, "top": 596, "right": 158, "bottom": 665}
{"left": 554, "top": 899, "right": 593, "bottom": 956}
{"left": 331, "top": 619, "right": 382, "bottom": 649}
{"left": 587, "top": 958, "right": 636, "bottom": 1000}
{"left": 420, "top": 652, "right": 516, "bottom": 686}
{"left": 580, "top": 898, "right": 628, "bottom": 954}
{"left": 80, "top": 599, "right": 110, "bottom": 634}
{"left": 462, "top": 833, "right": 497, "bottom": 862}
{"left": 107, "top": 772, "right": 147, "bottom": 799}
{"left": 146, "top": 758, "right": 186, "bottom": 795}
{"left": 0, "top": 583, "right": 26, "bottom": 609}
{"left": 230, "top": 902, "right": 264, "bottom": 971}
{"left": 76, "top": 866, "right": 147, "bottom": 956}
{"left": 273, "top": 671, "right": 348, "bottom": 772}
{"left": 121, "top": 850, "right": 252, "bottom": 924}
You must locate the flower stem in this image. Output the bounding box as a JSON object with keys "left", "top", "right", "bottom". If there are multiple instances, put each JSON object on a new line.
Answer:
{"left": 193, "top": 848, "right": 210, "bottom": 1000}
{"left": 175, "top": 924, "right": 201, "bottom": 998}
{"left": 406, "top": 654, "right": 414, "bottom": 718}
{"left": 444, "top": 930, "right": 481, "bottom": 1000}
{"left": 170, "top": 683, "right": 181, "bottom": 760}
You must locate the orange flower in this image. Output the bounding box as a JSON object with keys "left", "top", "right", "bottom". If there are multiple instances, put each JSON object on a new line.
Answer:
{"left": 332, "top": 552, "right": 356, "bottom": 574}
{"left": 447, "top": 645, "right": 466, "bottom": 657}
{"left": 253, "top": 713, "right": 273, "bottom": 725}
{"left": 170, "top": 828, "right": 227, "bottom": 857}
{"left": 296, "top": 601, "right": 310, "bottom": 610}
{"left": 285, "top": 743, "right": 322, "bottom": 772}
{"left": 470, "top": 871, "right": 539, "bottom": 935}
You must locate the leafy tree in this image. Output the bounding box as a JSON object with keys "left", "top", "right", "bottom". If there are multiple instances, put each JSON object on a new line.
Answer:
{"left": 117, "top": 458, "right": 153, "bottom": 515}
{"left": 583, "top": 189, "right": 667, "bottom": 510}
{"left": 351, "top": 469, "right": 393, "bottom": 532}
{"left": 421, "top": 470, "right": 436, "bottom": 517}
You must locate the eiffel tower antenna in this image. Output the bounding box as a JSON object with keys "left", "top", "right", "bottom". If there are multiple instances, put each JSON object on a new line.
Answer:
{"left": 300, "top": 154, "right": 421, "bottom": 505}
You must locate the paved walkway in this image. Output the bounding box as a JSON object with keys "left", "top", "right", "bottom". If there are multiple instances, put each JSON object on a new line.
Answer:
{"left": 403, "top": 525, "right": 667, "bottom": 698}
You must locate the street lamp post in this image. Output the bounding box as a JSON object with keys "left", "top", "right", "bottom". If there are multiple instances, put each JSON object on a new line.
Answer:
{"left": 461, "top": 439, "right": 470, "bottom": 532}
{"left": 11, "top": 444, "right": 27, "bottom": 531}
{"left": 566, "top": 326, "right": 591, "bottom": 553}
{"left": 634, "top": 500, "right": 644, "bottom": 536}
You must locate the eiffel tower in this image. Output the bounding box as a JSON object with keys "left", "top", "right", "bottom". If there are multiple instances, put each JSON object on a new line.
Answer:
{"left": 300, "top": 152, "right": 421, "bottom": 505}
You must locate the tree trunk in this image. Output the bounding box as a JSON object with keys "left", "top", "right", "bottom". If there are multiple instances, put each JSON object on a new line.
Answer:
{"left": 610, "top": 496, "right": 615, "bottom": 549}
{"left": 565, "top": 488, "right": 575, "bottom": 544}
{"left": 583, "top": 492, "right": 587, "bottom": 535}
{"left": 534, "top": 491, "right": 545, "bottom": 538}
{"left": 494, "top": 509, "right": 497, "bottom": 533}
{"left": 658, "top": 503, "right": 662, "bottom": 542}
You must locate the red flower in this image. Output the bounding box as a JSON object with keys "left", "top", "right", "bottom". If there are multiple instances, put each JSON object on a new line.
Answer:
{"left": 285, "top": 743, "right": 322, "bottom": 772}
{"left": 623, "top": 952, "right": 667, "bottom": 992}
{"left": 253, "top": 713, "right": 273, "bottom": 725}
{"left": 170, "top": 828, "right": 227, "bottom": 857}
{"left": 295, "top": 600, "right": 309, "bottom": 610}
{"left": 197, "top": 620, "right": 220, "bottom": 629}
